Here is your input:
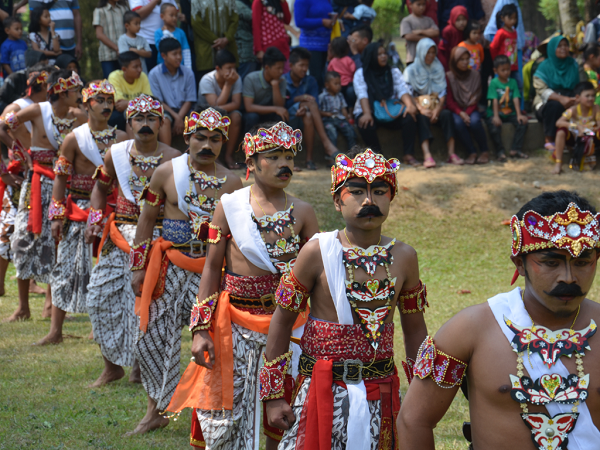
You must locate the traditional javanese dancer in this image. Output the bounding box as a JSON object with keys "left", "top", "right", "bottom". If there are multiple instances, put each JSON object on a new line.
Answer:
{"left": 166, "top": 121, "right": 319, "bottom": 450}
{"left": 85, "top": 94, "right": 180, "bottom": 387}
{"left": 127, "top": 107, "right": 242, "bottom": 435}
{"left": 36, "top": 80, "right": 128, "bottom": 345}
{"left": 263, "top": 147, "right": 428, "bottom": 450}
{"left": 399, "top": 190, "right": 600, "bottom": 450}
{"left": 0, "top": 69, "right": 86, "bottom": 322}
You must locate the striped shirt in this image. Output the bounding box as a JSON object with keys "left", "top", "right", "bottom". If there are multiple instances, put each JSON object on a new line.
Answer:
{"left": 29, "top": 0, "right": 79, "bottom": 51}
{"left": 92, "top": 2, "right": 129, "bottom": 62}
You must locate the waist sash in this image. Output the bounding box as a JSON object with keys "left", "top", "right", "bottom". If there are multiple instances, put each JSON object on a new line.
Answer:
{"left": 65, "top": 195, "right": 89, "bottom": 222}
{"left": 27, "top": 161, "right": 55, "bottom": 235}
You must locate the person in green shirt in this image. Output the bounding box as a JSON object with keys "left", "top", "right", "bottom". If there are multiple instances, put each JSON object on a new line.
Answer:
{"left": 485, "top": 55, "right": 529, "bottom": 162}
{"left": 583, "top": 43, "right": 600, "bottom": 106}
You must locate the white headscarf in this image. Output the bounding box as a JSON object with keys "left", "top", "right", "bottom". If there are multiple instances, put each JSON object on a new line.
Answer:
{"left": 404, "top": 38, "right": 447, "bottom": 96}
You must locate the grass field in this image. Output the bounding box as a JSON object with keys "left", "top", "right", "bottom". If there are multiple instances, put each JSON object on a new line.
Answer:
{"left": 1, "top": 156, "right": 600, "bottom": 449}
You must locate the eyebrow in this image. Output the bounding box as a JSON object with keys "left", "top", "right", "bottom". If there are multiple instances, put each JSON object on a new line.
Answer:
{"left": 537, "top": 251, "right": 568, "bottom": 261}
{"left": 346, "top": 181, "right": 369, "bottom": 188}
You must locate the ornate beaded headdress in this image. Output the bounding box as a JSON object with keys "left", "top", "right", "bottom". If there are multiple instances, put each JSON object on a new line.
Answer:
{"left": 28, "top": 70, "right": 48, "bottom": 86}
{"left": 184, "top": 108, "right": 231, "bottom": 140}
{"left": 243, "top": 122, "right": 302, "bottom": 157}
{"left": 47, "top": 71, "right": 83, "bottom": 95}
{"left": 126, "top": 94, "right": 164, "bottom": 120}
{"left": 82, "top": 79, "right": 116, "bottom": 103}
{"left": 331, "top": 149, "right": 401, "bottom": 198}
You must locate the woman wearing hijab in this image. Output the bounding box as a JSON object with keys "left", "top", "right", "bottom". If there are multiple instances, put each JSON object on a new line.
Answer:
{"left": 252, "top": 0, "right": 292, "bottom": 65}
{"left": 353, "top": 42, "right": 420, "bottom": 165}
{"left": 405, "top": 38, "right": 462, "bottom": 167}
{"left": 533, "top": 35, "right": 579, "bottom": 150}
{"left": 446, "top": 46, "right": 489, "bottom": 164}
{"left": 438, "top": 5, "right": 468, "bottom": 70}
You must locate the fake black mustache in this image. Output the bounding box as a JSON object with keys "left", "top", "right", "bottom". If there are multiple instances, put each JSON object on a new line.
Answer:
{"left": 198, "top": 148, "right": 215, "bottom": 156}
{"left": 356, "top": 205, "right": 383, "bottom": 218}
{"left": 277, "top": 167, "right": 293, "bottom": 176}
{"left": 545, "top": 283, "right": 586, "bottom": 298}
{"left": 138, "top": 126, "right": 154, "bottom": 135}
{"left": 102, "top": 109, "right": 112, "bottom": 115}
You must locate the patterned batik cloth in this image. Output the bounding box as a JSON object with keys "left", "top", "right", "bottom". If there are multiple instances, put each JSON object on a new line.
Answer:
{"left": 10, "top": 174, "right": 54, "bottom": 283}
{"left": 0, "top": 188, "right": 18, "bottom": 261}
{"left": 50, "top": 199, "right": 91, "bottom": 314}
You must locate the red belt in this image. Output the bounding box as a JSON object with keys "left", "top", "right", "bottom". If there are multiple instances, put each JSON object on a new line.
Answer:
{"left": 27, "top": 161, "right": 55, "bottom": 235}
{"left": 65, "top": 194, "right": 89, "bottom": 222}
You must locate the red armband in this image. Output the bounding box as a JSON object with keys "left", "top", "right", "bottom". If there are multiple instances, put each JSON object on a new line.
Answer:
{"left": 207, "top": 223, "right": 222, "bottom": 244}
{"left": 11, "top": 140, "right": 27, "bottom": 163}
{"left": 48, "top": 197, "right": 67, "bottom": 221}
{"left": 140, "top": 184, "right": 164, "bottom": 207}
{"left": 189, "top": 292, "right": 219, "bottom": 332}
{"left": 259, "top": 351, "right": 293, "bottom": 402}
{"left": 399, "top": 280, "right": 428, "bottom": 314}
{"left": 93, "top": 165, "right": 113, "bottom": 186}
{"left": 87, "top": 206, "right": 103, "bottom": 226}
{"left": 413, "top": 336, "right": 467, "bottom": 388}
{"left": 54, "top": 155, "right": 73, "bottom": 176}
{"left": 275, "top": 270, "right": 310, "bottom": 313}
{"left": 129, "top": 238, "right": 151, "bottom": 271}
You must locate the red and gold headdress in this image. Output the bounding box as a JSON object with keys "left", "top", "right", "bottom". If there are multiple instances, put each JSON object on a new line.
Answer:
{"left": 184, "top": 108, "right": 231, "bottom": 140}
{"left": 243, "top": 122, "right": 302, "bottom": 157}
{"left": 126, "top": 94, "right": 164, "bottom": 120}
{"left": 47, "top": 71, "right": 83, "bottom": 95}
{"left": 510, "top": 202, "right": 600, "bottom": 283}
{"left": 28, "top": 70, "right": 48, "bottom": 86}
{"left": 331, "top": 149, "right": 401, "bottom": 198}
{"left": 82, "top": 79, "right": 116, "bottom": 103}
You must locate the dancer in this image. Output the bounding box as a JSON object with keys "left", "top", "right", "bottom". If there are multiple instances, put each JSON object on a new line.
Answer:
{"left": 264, "top": 148, "right": 429, "bottom": 449}
{"left": 399, "top": 190, "right": 600, "bottom": 450}
{"left": 85, "top": 94, "right": 180, "bottom": 387}
{"left": 127, "top": 107, "right": 242, "bottom": 435}
{"left": 0, "top": 69, "right": 86, "bottom": 322}
{"left": 166, "top": 121, "right": 319, "bottom": 450}
{"left": 36, "top": 80, "right": 128, "bottom": 345}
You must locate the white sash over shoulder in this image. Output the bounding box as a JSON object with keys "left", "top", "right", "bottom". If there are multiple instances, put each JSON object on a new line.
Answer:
{"left": 111, "top": 140, "right": 135, "bottom": 203}
{"left": 171, "top": 153, "right": 210, "bottom": 217}
{"left": 39, "top": 101, "right": 58, "bottom": 150}
{"left": 73, "top": 123, "right": 104, "bottom": 167}
{"left": 13, "top": 98, "right": 32, "bottom": 133}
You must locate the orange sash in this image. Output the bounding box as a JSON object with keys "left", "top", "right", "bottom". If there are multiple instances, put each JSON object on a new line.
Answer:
{"left": 96, "top": 212, "right": 130, "bottom": 263}
{"left": 65, "top": 195, "right": 89, "bottom": 222}
{"left": 27, "top": 161, "right": 55, "bottom": 235}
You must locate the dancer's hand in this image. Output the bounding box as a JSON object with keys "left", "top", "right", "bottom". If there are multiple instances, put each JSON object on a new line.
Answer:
{"left": 191, "top": 331, "right": 215, "bottom": 369}
{"left": 131, "top": 270, "right": 145, "bottom": 296}
{"left": 51, "top": 220, "right": 63, "bottom": 241}
{"left": 265, "top": 398, "right": 295, "bottom": 430}
{"left": 85, "top": 225, "right": 101, "bottom": 244}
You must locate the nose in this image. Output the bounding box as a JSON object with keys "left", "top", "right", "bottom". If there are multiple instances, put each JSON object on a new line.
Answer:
{"left": 361, "top": 186, "right": 374, "bottom": 205}
{"left": 557, "top": 259, "right": 577, "bottom": 285}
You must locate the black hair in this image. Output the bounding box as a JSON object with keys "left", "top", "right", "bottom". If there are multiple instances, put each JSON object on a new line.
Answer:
{"left": 29, "top": 5, "right": 49, "bottom": 34}
{"left": 27, "top": 64, "right": 54, "bottom": 94}
{"left": 215, "top": 49, "right": 236, "bottom": 68}
{"left": 0, "top": 72, "right": 28, "bottom": 105}
{"left": 97, "top": 0, "right": 128, "bottom": 7}
{"left": 118, "top": 51, "right": 141, "bottom": 68}
{"left": 516, "top": 191, "right": 596, "bottom": 220}
{"left": 289, "top": 47, "right": 311, "bottom": 65}
{"left": 3, "top": 16, "right": 21, "bottom": 30}
{"left": 47, "top": 69, "right": 75, "bottom": 103}
{"left": 410, "top": 0, "right": 427, "bottom": 5}
{"left": 330, "top": 36, "right": 350, "bottom": 59}
{"left": 160, "top": 2, "right": 177, "bottom": 13}
{"left": 463, "top": 20, "right": 482, "bottom": 41}
{"left": 325, "top": 71, "right": 341, "bottom": 84}
{"left": 574, "top": 81, "right": 595, "bottom": 96}
{"left": 55, "top": 53, "right": 80, "bottom": 72}
{"left": 493, "top": 54, "right": 511, "bottom": 69}
{"left": 123, "top": 10, "right": 141, "bottom": 25}
{"left": 584, "top": 43, "right": 600, "bottom": 61}
{"left": 360, "top": 0, "right": 374, "bottom": 6}
{"left": 350, "top": 24, "right": 373, "bottom": 43}
{"left": 263, "top": 46, "right": 286, "bottom": 67}
{"left": 496, "top": 3, "right": 518, "bottom": 30}
{"left": 158, "top": 37, "right": 181, "bottom": 55}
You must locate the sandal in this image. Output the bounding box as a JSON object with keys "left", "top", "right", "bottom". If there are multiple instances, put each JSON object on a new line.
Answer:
{"left": 497, "top": 152, "right": 507, "bottom": 163}
{"left": 447, "top": 154, "right": 464, "bottom": 165}
{"left": 509, "top": 150, "right": 529, "bottom": 159}
{"left": 423, "top": 156, "right": 437, "bottom": 168}
{"left": 403, "top": 155, "right": 421, "bottom": 167}
{"left": 305, "top": 161, "right": 317, "bottom": 171}
{"left": 476, "top": 152, "right": 490, "bottom": 164}
{"left": 464, "top": 153, "right": 477, "bottom": 165}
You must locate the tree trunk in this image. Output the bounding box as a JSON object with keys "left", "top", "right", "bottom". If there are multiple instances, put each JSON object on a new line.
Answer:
{"left": 558, "top": 0, "right": 580, "bottom": 36}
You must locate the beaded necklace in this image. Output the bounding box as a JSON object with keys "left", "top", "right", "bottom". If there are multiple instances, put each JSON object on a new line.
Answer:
{"left": 130, "top": 143, "right": 162, "bottom": 172}
{"left": 185, "top": 159, "right": 226, "bottom": 217}
{"left": 51, "top": 107, "right": 77, "bottom": 147}
{"left": 90, "top": 125, "right": 117, "bottom": 149}
{"left": 127, "top": 145, "right": 159, "bottom": 204}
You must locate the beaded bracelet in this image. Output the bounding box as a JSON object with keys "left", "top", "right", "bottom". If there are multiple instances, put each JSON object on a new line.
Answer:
{"left": 93, "top": 165, "right": 113, "bottom": 186}
{"left": 129, "top": 238, "right": 151, "bottom": 271}
{"left": 54, "top": 155, "right": 73, "bottom": 176}
{"left": 275, "top": 270, "right": 310, "bottom": 313}
{"left": 259, "top": 350, "right": 292, "bottom": 402}
{"left": 413, "top": 336, "right": 467, "bottom": 389}
{"left": 189, "top": 292, "right": 219, "bottom": 333}
{"left": 87, "top": 206, "right": 103, "bottom": 226}
{"left": 48, "top": 197, "right": 67, "bottom": 221}
{"left": 207, "top": 223, "right": 222, "bottom": 244}
{"left": 399, "top": 280, "right": 428, "bottom": 314}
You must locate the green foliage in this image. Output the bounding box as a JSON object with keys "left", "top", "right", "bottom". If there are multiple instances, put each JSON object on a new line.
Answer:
{"left": 372, "top": 0, "right": 406, "bottom": 41}
{"left": 79, "top": 2, "right": 101, "bottom": 82}
{"left": 539, "top": 0, "right": 586, "bottom": 30}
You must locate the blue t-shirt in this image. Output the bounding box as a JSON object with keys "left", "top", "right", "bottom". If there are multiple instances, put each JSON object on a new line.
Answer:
{"left": 284, "top": 72, "right": 319, "bottom": 113}
{"left": 155, "top": 28, "right": 192, "bottom": 68}
{"left": 0, "top": 39, "right": 27, "bottom": 72}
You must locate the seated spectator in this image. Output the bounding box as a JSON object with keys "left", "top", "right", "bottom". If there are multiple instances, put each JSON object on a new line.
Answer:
{"left": 55, "top": 53, "right": 82, "bottom": 75}
{"left": 327, "top": 36, "right": 357, "bottom": 107}
{"left": 446, "top": 46, "right": 489, "bottom": 164}
{"left": 400, "top": 0, "right": 439, "bottom": 65}
{"left": 93, "top": 0, "right": 128, "bottom": 78}
{"left": 29, "top": 5, "right": 61, "bottom": 66}
{"left": 118, "top": 11, "right": 152, "bottom": 74}
{"left": 458, "top": 20, "right": 484, "bottom": 71}
{"left": 252, "top": 0, "right": 291, "bottom": 65}
{"left": 552, "top": 81, "right": 599, "bottom": 174}
{"left": 583, "top": 44, "right": 600, "bottom": 106}
{"left": 154, "top": 3, "right": 192, "bottom": 69}
{"left": 343, "top": 0, "right": 377, "bottom": 28}
{"left": 347, "top": 24, "right": 372, "bottom": 70}
{"left": 108, "top": 51, "right": 153, "bottom": 130}
{"left": 149, "top": 38, "right": 196, "bottom": 145}
{"left": 354, "top": 42, "right": 419, "bottom": 164}
{"left": 485, "top": 55, "right": 528, "bottom": 162}
{"left": 242, "top": 47, "right": 288, "bottom": 132}
{"left": 1, "top": 17, "right": 27, "bottom": 76}
{"left": 285, "top": 47, "right": 339, "bottom": 169}
{"left": 438, "top": 6, "right": 468, "bottom": 70}
{"left": 533, "top": 36, "right": 579, "bottom": 152}
{"left": 405, "top": 38, "right": 461, "bottom": 168}
{"left": 199, "top": 49, "right": 243, "bottom": 169}
{"left": 319, "top": 71, "right": 357, "bottom": 151}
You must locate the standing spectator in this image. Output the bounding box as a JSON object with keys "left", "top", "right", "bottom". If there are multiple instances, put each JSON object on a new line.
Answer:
{"left": 400, "top": 0, "right": 439, "bottom": 65}
{"left": 353, "top": 42, "right": 419, "bottom": 164}
{"left": 458, "top": 21, "right": 484, "bottom": 71}
{"left": 406, "top": 0, "right": 438, "bottom": 25}
{"left": 253, "top": 0, "right": 291, "bottom": 66}
{"left": 129, "top": 0, "right": 178, "bottom": 72}
{"left": 28, "top": 5, "right": 61, "bottom": 66}
{"left": 327, "top": 36, "right": 356, "bottom": 107}
{"left": 199, "top": 49, "right": 244, "bottom": 169}
{"left": 191, "top": 0, "right": 238, "bottom": 80}
{"left": 294, "top": 0, "right": 335, "bottom": 90}
{"left": 489, "top": 4, "right": 518, "bottom": 75}
{"left": 438, "top": 5, "right": 468, "bottom": 69}
{"left": 149, "top": 38, "right": 196, "bottom": 145}
{"left": 438, "top": 0, "right": 483, "bottom": 28}
{"left": 483, "top": 0, "right": 525, "bottom": 66}
{"left": 118, "top": 11, "right": 152, "bottom": 74}
{"left": 29, "top": 0, "right": 82, "bottom": 59}
{"left": 234, "top": 0, "right": 258, "bottom": 80}
{"left": 446, "top": 46, "right": 489, "bottom": 164}
{"left": 343, "top": 0, "right": 377, "bottom": 28}
{"left": 0, "top": 0, "right": 12, "bottom": 46}
{"left": 154, "top": 3, "right": 192, "bottom": 69}
{"left": 347, "top": 24, "right": 372, "bottom": 69}
{"left": 583, "top": 44, "right": 600, "bottom": 106}
{"left": 1, "top": 17, "right": 27, "bottom": 75}
{"left": 319, "top": 71, "right": 357, "bottom": 150}
{"left": 93, "top": 0, "right": 129, "bottom": 78}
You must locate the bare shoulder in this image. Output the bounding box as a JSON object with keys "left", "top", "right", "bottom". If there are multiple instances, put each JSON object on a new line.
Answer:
{"left": 159, "top": 144, "right": 182, "bottom": 160}
{"left": 388, "top": 238, "right": 418, "bottom": 263}
{"left": 217, "top": 164, "right": 243, "bottom": 193}
{"left": 287, "top": 194, "right": 316, "bottom": 215}
{"left": 70, "top": 107, "right": 88, "bottom": 124}
{"left": 584, "top": 297, "right": 600, "bottom": 318}
{"left": 1, "top": 102, "right": 19, "bottom": 115}
{"left": 115, "top": 130, "right": 129, "bottom": 143}
{"left": 298, "top": 238, "right": 321, "bottom": 260}
{"left": 154, "top": 160, "right": 174, "bottom": 177}
{"left": 19, "top": 102, "right": 41, "bottom": 117}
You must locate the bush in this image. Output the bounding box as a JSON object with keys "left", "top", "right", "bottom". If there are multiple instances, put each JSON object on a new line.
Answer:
{"left": 539, "top": 0, "right": 585, "bottom": 31}
{"left": 372, "top": 0, "right": 406, "bottom": 42}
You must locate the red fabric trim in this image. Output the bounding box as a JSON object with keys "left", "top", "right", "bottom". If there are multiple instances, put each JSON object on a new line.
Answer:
{"left": 27, "top": 161, "right": 55, "bottom": 235}
{"left": 262, "top": 374, "right": 294, "bottom": 440}
{"left": 303, "top": 360, "right": 334, "bottom": 450}
{"left": 65, "top": 195, "right": 89, "bottom": 222}
{"left": 0, "top": 160, "right": 22, "bottom": 201}
{"left": 190, "top": 409, "right": 205, "bottom": 448}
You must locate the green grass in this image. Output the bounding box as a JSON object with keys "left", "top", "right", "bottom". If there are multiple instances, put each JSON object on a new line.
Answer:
{"left": 2, "top": 159, "right": 600, "bottom": 449}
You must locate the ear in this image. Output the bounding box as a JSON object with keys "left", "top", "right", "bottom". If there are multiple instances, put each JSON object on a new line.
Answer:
{"left": 184, "top": 134, "right": 190, "bottom": 145}
{"left": 332, "top": 192, "right": 343, "bottom": 213}
{"left": 510, "top": 255, "right": 527, "bottom": 277}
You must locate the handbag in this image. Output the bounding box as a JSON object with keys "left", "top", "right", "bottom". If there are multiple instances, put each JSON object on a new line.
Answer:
{"left": 374, "top": 100, "right": 406, "bottom": 122}
{"left": 417, "top": 93, "right": 440, "bottom": 110}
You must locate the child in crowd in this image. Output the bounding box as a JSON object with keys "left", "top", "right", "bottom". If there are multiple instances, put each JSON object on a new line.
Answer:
{"left": 552, "top": 81, "right": 599, "bottom": 174}
{"left": 490, "top": 3, "right": 518, "bottom": 75}
{"left": 485, "top": 55, "right": 528, "bottom": 162}
{"left": 327, "top": 37, "right": 356, "bottom": 107}
{"left": 154, "top": 3, "right": 192, "bottom": 69}
{"left": 458, "top": 21, "right": 483, "bottom": 71}
{"left": 319, "top": 71, "right": 357, "bottom": 150}
{"left": 438, "top": 5, "right": 468, "bottom": 69}
{"left": 343, "top": 0, "right": 377, "bottom": 27}
{"left": 400, "top": 0, "right": 439, "bottom": 65}
{"left": 583, "top": 44, "right": 600, "bottom": 106}
{"left": 28, "top": 5, "right": 61, "bottom": 65}
{"left": 0, "top": 17, "right": 27, "bottom": 75}
{"left": 118, "top": 11, "right": 152, "bottom": 73}
{"left": 92, "top": 0, "right": 129, "bottom": 78}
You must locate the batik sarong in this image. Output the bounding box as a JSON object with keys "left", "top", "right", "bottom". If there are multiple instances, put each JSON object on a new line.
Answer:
{"left": 0, "top": 187, "right": 18, "bottom": 261}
